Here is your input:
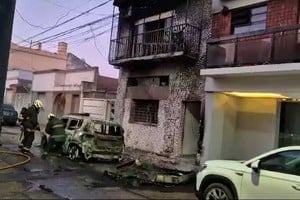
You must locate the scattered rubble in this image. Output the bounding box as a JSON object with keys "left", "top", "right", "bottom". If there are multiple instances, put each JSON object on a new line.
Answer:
{"left": 105, "top": 159, "right": 195, "bottom": 187}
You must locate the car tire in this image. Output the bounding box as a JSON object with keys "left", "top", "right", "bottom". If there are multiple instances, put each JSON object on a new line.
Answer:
{"left": 203, "top": 183, "right": 234, "bottom": 200}
{"left": 68, "top": 145, "right": 81, "bottom": 161}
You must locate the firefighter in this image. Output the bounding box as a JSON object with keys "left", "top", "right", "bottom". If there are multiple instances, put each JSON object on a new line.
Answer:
{"left": 18, "top": 107, "right": 27, "bottom": 143}
{"left": 42, "top": 113, "right": 66, "bottom": 158}
{"left": 20, "top": 100, "right": 43, "bottom": 154}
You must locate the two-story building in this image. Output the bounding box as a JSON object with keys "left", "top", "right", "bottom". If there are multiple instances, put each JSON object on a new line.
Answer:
{"left": 109, "top": 0, "right": 211, "bottom": 169}
{"left": 202, "top": 0, "right": 300, "bottom": 162}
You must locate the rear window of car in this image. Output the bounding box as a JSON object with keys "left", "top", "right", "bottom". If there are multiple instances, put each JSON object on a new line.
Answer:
{"left": 93, "top": 122, "right": 123, "bottom": 136}
{"left": 3, "top": 104, "right": 15, "bottom": 110}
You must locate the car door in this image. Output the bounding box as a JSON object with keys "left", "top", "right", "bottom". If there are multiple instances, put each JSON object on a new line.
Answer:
{"left": 240, "top": 150, "right": 300, "bottom": 199}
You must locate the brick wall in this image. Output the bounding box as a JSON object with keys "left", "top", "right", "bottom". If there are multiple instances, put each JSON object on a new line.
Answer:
{"left": 212, "top": 0, "right": 300, "bottom": 38}
{"left": 267, "top": 0, "right": 299, "bottom": 28}
{"left": 212, "top": 13, "right": 231, "bottom": 38}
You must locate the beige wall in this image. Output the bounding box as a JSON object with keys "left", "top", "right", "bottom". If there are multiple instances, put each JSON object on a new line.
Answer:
{"left": 202, "top": 93, "right": 278, "bottom": 162}
{"left": 9, "top": 46, "right": 67, "bottom": 72}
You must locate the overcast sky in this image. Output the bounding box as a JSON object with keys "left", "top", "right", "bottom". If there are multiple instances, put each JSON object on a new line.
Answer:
{"left": 12, "top": 0, "right": 119, "bottom": 78}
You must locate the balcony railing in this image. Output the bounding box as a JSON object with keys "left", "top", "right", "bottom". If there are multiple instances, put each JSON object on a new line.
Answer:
{"left": 207, "top": 25, "right": 300, "bottom": 68}
{"left": 109, "top": 23, "right": 200, "bottom": 65}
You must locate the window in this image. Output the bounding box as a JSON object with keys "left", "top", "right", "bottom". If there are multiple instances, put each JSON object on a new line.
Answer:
{"left": 130, "top": 100, "right": 159, "bottom": 125}
{"left": 61, "top": 118, "right": 69, "bottom": 128}
{"left": 231, "top": 5, "right": 267, "bottom": 34}
{"left": 67, "top": 119, "right": 83, "bottom": 130}
{"left": 159, "top": 76, "right": 169, "bottom": 86}
{"left": 259, "top": 150, "right": 300, "bottom": 176}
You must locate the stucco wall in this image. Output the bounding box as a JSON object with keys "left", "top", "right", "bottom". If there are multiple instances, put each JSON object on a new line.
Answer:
{"left": 115, "top": 0, "right": 211, "bottom": 162}
{"left": 9, "top": 46, "right": 67, "bottom": 72}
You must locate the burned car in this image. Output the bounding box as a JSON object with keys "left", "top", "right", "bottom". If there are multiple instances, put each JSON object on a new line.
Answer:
{"left": 41, "top": 113, "right": 125, "bottom": 162}
{"left": 61, "top": 114, "right": 124, "bottom": 162}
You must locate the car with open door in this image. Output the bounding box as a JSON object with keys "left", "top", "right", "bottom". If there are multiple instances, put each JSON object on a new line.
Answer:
{"left": 195, "top": 146, "right": 300, "bottom": 199}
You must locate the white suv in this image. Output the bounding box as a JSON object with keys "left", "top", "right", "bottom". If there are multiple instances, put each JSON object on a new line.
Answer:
{"left": 195, "top": 146, "right": 300, "bottom": 199}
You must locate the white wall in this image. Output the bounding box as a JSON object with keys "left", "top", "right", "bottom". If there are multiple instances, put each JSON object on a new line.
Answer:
{"left": 32, "top": 73, "right": 56, "bottom": 91}
{"left": 32, "top": 70, "right": 96, "bottom": 92}
{"left": 64, "top": 71, "right": 95, "bottom": 85}
{"left": 202, "top": 93, "right": 278, "bottom": 162}
{"left": 235, "top": 98, "right": 277, "bottom": 159}
{"left": 202, "top": 93, "right": 238, "bottom": 161}
{"left": 82, "top": 98, "right": 108, "bottom": 120}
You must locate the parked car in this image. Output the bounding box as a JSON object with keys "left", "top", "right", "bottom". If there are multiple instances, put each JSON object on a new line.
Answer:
{"left": 41, "top": 113, "right": 125, "bottom": 162}
{"left": 195, "top": 146, "right": 300, "bottom": 199}
{"left": 2, "top": 104, "right": 18, "bottom": 126}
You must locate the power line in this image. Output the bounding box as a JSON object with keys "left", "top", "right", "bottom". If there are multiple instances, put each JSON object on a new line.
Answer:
{"left": 89, "top": 25, "right": 105, "bottom": 59}
{"left": 32, "top": 14, "right": 114, "bottom": 45}
{"left": 15, "top": 8, "right": 48, "bottom": 29}
{"left": 43, "top": 0, "right": 107, "bottom": 16}
{"left": 19, "top": 0, "right": 112, "bottom": 45}
{"left": 41, "top": 21, "right": 112, "bottom": 44}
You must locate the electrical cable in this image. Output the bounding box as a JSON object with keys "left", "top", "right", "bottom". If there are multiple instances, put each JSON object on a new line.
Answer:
{"left": 19, "top": 0, "right": 112, "bottom": 45}
{"left": 31, "top": 14, "right": 114, "bottom": 45}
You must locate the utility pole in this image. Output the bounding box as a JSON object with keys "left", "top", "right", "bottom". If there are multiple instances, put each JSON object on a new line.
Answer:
{"left": 0, "top": 0, "right": 16, "bottom": 145}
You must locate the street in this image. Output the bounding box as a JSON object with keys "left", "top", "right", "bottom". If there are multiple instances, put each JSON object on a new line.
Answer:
{"left": 0, "top": 126, "right": 196, "bottom": 199}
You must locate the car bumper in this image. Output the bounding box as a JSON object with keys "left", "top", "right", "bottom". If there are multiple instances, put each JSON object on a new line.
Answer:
{"left": 3, "top": 116, "right": 17, "bottom": 124}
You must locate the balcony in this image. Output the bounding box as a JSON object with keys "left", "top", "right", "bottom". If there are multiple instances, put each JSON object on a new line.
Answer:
{"left": 207, "top": 25, "right": 300, "bottom": 68}
{"left": 109, "top": 24, "right": 200, "bottom": 66}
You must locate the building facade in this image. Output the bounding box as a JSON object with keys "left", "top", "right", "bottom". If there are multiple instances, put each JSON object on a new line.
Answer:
{"left": 31, "top": 68, "right": 118, "bottom": 125}
{"left": 5, "top": 42, "right": 93, "bottom": 113}
{"left": 109, "top": 0, "right": 211, "bottom": 168}
{"left": 202, "top": 0, "right": 300, "bottom": 162}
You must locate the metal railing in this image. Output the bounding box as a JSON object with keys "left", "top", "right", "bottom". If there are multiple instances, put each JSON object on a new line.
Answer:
{"left": 207, "top": 25, "right": 300, "bottom": 68}
{"left": 109, "top": 23, "right": 200, "bottom": 63}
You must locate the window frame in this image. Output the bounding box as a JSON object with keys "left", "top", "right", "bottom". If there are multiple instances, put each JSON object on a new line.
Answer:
{"left": 129, "top": 99, "right": 159, "bottom": 126}
{"left": 231, "top": 4, "right": 267, "bottom": 35}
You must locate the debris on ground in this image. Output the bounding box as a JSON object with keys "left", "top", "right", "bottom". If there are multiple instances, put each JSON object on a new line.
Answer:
{"left": 105, "top": 159, "right": 195, "bottom": 187}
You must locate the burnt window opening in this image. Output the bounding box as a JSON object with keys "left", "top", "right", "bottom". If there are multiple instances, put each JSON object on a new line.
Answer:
{"left": 130, "top": 100, "right": 159, "bottom": 125}
{"left": 231, "top": 5, "right": 267, "bottom": 34}
{"left": 128, "top": 78, "right": 138, "bottom": 86}
{"left": 159, "top": 76, "right": 169, "bottom": 86}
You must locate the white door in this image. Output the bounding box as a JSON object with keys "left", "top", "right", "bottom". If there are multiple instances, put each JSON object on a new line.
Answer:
{"left": 241, "top": 150, "right": 300, "bottom": 199}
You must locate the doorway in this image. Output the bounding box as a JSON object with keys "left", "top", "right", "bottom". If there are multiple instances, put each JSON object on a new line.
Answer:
{"left": 71, "top": 95, "right": 80, "bottom": 113}
{"left": 279, "top": 102, "right": 300, "bottom": 147}
{"left": 182, "top": 101, "right": 201, "bottom": 155}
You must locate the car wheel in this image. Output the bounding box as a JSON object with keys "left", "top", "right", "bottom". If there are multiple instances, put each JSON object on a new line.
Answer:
{"left": 68, "top": 145, "right": 81, "bottom": 161}
{"left": 203, "top": 183, "right": 234, "bottom": 200}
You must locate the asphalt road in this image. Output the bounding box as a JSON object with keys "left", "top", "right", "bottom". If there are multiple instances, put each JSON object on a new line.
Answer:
{"left": 0, "top": 126, "right": 197, "bottom": 199}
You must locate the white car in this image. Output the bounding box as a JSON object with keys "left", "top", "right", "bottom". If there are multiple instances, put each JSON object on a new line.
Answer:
{"left": 195, "top": 146, "right": 300, "bottom": 199}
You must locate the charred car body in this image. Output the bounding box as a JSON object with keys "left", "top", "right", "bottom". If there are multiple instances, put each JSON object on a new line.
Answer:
{"left": 41, "top": 113, "right": 125, "bottom": 162}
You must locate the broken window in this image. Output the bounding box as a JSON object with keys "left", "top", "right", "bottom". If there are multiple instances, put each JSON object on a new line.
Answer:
{"left": 61, "top": 118, "right": 69, "bottom": 128}
{"left": 231, "top": 5, "right": 267, "bottom": 34}
{"left": 130, "top": 100, "right": 159, "bottom": 125}
{"left": 128, "top": 78, "right": 138, "bottom": 86}
{"left": 159, "top": 76, "right": 169, "bottom": 86}
{"left": 67, "top": 119, "right": 83, "bottom": 130}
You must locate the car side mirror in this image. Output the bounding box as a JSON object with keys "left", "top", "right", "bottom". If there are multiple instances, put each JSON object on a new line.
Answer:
{"left": 251, "top": 160, "right": 260, "bottom": 173}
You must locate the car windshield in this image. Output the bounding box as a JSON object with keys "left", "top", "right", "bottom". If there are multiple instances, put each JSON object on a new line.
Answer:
{"left": 3, "top": 104, "right": 15, "bottom": 110}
